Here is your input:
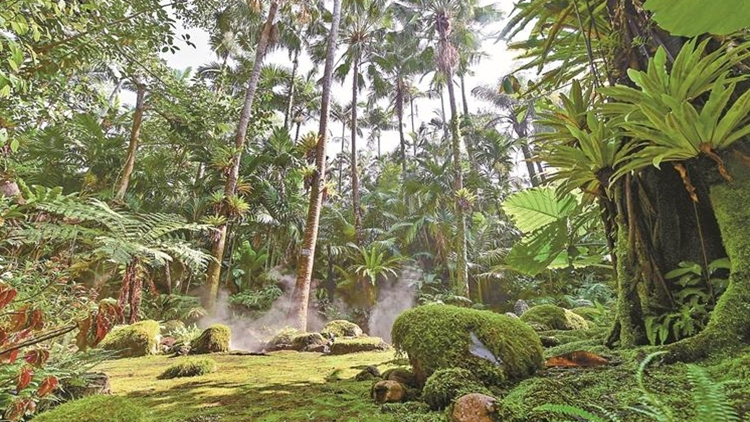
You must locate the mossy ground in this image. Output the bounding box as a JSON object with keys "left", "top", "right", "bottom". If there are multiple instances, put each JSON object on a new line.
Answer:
{"left": 92, "top": 350, "right": 444, "bottom": 422}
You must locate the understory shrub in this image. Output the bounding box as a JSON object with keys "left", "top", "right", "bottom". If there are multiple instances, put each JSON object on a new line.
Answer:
{"left": 158, "top": 357, "right": 217, "bottom": 379}
{"left": 520, "top": 305, "right": 588, "bottom": 331}
{"left": 422, "top": 368, "right": 491, "bottom": 410}
{"left": 99, "top": 320, "right": 161, "bottom": 357}
{"left": 32, "top": 395, "right": 151, "bottom": 422}
{"left": 392, "top": 304, "right": 543, "bottom": 386}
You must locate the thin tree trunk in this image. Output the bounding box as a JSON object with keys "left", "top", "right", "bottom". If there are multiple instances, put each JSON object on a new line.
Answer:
{"left": 439, "top": 88, "right": 447, "bottom": 141}
{"left": 338, "top": 120, "right": 345, "bottom": 193}
{"left": 295, "top": 121, "right": 302, "bottom": 142}
{"left": 204, "top": 0, "right": 279, "bottom": 313}
{"left": 284, "top": 49, "right": 300, "bottom": 131}
{"left": 288, "top": 0, "right": 342, "bottom": 331}
{"left": 459, "top": 75, "right": 477, "bottom": 172}
{"left": 397, "top": 79, "right": 407, "bottom": 174}
{"left": 114, "top": 81, "right": 146, "bottom": 201}
{"left": 410, "top": 95, "right": 416, "bottom": 134}
{"left": 446, "top": 74, "right": 469, "bottom": 298}
{"left": 351, "top": 55, "right": 363, "bottom": 243}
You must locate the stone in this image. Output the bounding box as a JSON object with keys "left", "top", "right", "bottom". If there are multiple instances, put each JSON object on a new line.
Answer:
{"left": 370, "top": 380, "right": 405, "bottom": 404}
{"left": 355, "top": 365, "right": 381, "bottom": 381}
{"left": 513, "top": 299, "right": 530, "bottom": 316}
{"left": 190, "top": 324, "right": 230, "bottom": 354}
{"left": 451, "top": 393, "right": 498, "bottom": 422}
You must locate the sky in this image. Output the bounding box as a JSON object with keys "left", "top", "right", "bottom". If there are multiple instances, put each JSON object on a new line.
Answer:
{"left": 156, "top": 1, "right": 520, "bottom": 158}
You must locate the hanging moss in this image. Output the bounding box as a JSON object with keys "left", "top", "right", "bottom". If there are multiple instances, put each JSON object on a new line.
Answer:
{"left": 391, "top": 305, "right": 543, "bottom": 386}
{"left": 519, "top": 305, "right": 588, "bottom": 331}
{"left": 190, "top": 324, "right": 230, "bottom": 354}
{"left": 99, "top": 320, "right": 161, "bottom": 358}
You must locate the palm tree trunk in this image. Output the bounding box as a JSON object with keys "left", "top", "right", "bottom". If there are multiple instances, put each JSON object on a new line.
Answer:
{"left": 338, "top": 120, "right": 345, "bottom": 193}
{"left": 351, "top": 54, "right": 363, "bottom": 243}
{"left": 397, "top": 79, "right": 407, "bottom": 174}
{"left": 446, "top": 74, "right": 469, "bottom": 298}
{"left": 288, "top": 0, "right": 342, "bottom": 331}
{"left": 204, "top": 0, "right": 279, "bottom": 313}
{"left": 114, "top": 81, "right": 146, "bottom": 201}
{"left": 284, "top": 49, "right": 300, "bottom": 131}
{"left": 459, "top": 75, "right": 478, "bottom": 172}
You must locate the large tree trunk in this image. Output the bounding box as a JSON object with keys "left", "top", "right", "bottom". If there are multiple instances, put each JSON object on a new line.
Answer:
{"left": 114, "top": 80, "right": 146, "bottom": 201}
{"left": 350, "top": 54, "right": 363, "bottom": 243}
{"left": 288, "top": 0, "right": 342, "bottom": 331}
{"left": 396, "top": 78, "right": 407, "bottom": 174}
{"left": 284, "top": 49, "right": 300, "bottom": 131}
{"left": 204, "top": 0, "right": 279, "bottom": 313}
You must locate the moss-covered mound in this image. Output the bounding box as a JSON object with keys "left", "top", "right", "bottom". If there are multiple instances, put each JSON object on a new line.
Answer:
{"left": 291, "top": 332, "right": 328, "bottom": 351}
{"left": 33, "top": 395, "right": 151, "bottom": 422}
{"left": 392, "top": 305, "right": 543, "bottom": 386}
{"left": 381, "top": 367, "right": 418, "bottom": 388}
{"left": 99, "top": 320, "right": 161, "bottom": 358}
{"left": 330, "top": 337, "right": 390, "bottom": 355}
{"left": 520, "top": 305, "right": 588, "bottom": 331}
{"left": 161, "top": 320, "right": 185, "bottom": 334}
{"left": 422, "top": 368, "right": 491, "bottom": 410}
{"left": 266, "top": 327, "right": 300, "bottom": 351}
{"left": 569, "top": 307, "right": 602, "bottom": 321}
{"left": 158, "top": 357, "right": 217, "bottom": 379}
{"left": 190, "top": 324, "right": 230, "bottom": 354}
{"left": 321, "top": 320, "right": 363, "bottom": 338}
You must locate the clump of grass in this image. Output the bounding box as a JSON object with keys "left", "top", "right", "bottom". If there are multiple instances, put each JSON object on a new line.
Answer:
{"left": 33, "top": 396, "right": 151, "bottom": 422}
{"left": 158, "top": 357, "right": 217, "bottom": 380}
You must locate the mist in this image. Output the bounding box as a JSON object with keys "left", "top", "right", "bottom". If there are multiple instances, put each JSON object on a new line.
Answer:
{"left": 368, "top": 268, "right": 419, "bottom": 343}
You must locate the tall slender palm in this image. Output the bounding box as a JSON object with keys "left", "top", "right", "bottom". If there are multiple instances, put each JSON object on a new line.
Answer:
{"left": 204, "top": 0, "right": 281, "bottom": 313}
{"left": 288, "top": 0, "right": 343, "bottom": 331}
{"left": 337, "top": 0, "right": 392, "bottom": 243}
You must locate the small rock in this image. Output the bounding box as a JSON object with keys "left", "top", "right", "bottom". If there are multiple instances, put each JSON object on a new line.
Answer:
{"left": 505, "top": 312, "right": 519, "bottom": 319}
{"left": 370, "top": 380, "right": 405, "bottom": 404}
{"left": 540, "top": 336, "right": 560, "bottom": 347}
{"left": 355, "top": 366, "right": 381, "bottom": 381}
{"left": 451, "top": 393, "right": 498, "bottom": 422}
{"left": 513, "top": 299, "right": 530, "bottom": 316}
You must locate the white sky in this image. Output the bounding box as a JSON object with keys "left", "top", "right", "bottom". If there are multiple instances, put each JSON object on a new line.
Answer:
{"left": 157, "top": 2, "right": 523, "bottom": 161}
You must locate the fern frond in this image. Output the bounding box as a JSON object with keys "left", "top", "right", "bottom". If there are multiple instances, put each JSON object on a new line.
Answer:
{"left": 534, "top": 404, "right": 616, "bottom": 422}
{"left": 686, "top": 365, "right": 740, "bottom": 422}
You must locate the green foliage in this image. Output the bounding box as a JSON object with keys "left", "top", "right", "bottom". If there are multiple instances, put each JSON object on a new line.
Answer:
{"left": 158, "top": 357, "right": 217, "bottom": 379}
{"left": 190, "top": 325, "right": 231, "bottom": 354}
{"left": 99, "top": 321, "right": 161, "bottom": 358}
{"left": 321, "top": 320, "right": 363, "bottom": 338}
{"left": 31, "top": 395, "right": 152, "bottom": 422}
{"left": 228, "top": 285, "right": 283, "bottom": 313}
{"left": 230, "top": 241, "right": 269, "bottom": 291}
{"left": 329, "top": 337, "right": 390, "bottom": 355}
{"left": 520, "top": 305, "right": 589, "bottom": 331}
{"left": 644, "top": 0, "right": 750, "bottom": 36}
{"left": 391, "top": 305, "right": 544, "bottom": 386}
{"left": 143, "top": 294, "right": 207, "bottom": 322}
{"left": 422, "top": 368, "right": 491, "bottom": 410}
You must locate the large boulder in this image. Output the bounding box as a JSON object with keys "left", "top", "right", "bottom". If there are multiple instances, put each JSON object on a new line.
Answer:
{"left": 99, "top": 320, "right": 161, "bottom": 357}
{"left": 291, "top": 333, "right": 328, "bottom": 352}
{"left": 520, "top": 305, "right": 588, "bottom": 331}
{"left": 190, "top": 324, "right": 230, "bottom": 354}
{"left": 451, "top": 393, "right": 499, "bottom": 422}
{"left": 321, "top": 320, "right": 363, "bottom": 338}
{"left": 423, "top": 368, "right": 491, "bottom": 410}
{"left": 392, "top": 305, "right": 543, "bottom": 386}
{"left": 265, "top": 327, "right": 300, "bottom": 351}
{"left": 381, "top": 367, "right": 418, "bottom": 388}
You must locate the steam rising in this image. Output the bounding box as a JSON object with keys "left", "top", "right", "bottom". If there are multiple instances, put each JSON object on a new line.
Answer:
{"left": 368, "top": 268, "right": 419, "bottom": 343}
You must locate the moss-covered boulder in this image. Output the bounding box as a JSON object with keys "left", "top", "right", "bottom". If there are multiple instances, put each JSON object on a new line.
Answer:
{"left": 330, "top": 337, "right": 390, "bottom": 355}
{"left": 158, "top": 357, "right": 217, "bottom": 379}
{"left": 265, "top": 327, "right": 300, "bottom": 351}
{"left": 392, "top": 305, "right": 544, "bottom": 386}
{"left": 321, "top": 320, "right": 363, "bottom": 338}
{"left": 99, "top": 320, "right": 161, "bottom": 358}
{"left": 570, "top": 307, "right": 603, "bottom": 321}
{"left": 423, "top": 368, "right": 491, "bottom": 410}
{"left": 520, "top": 305, "right": 588, "bottom": 331}
{"left": 190, "top": 324, "right": 230, "bottom": 354}
{"left": 291, "top": 332, "right": 328, "bottom": 352}
{"left": 33, "top": 395, "right": 150, "bottom": 422}
{"left": 381, "top": 367, "right": 418, "bottom": 388}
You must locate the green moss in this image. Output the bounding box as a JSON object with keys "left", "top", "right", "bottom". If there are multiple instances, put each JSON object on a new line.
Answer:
{"left": 422, "top": 368, "right": 491, "bottom": 410}
{"left": 266, "top": 327, "right": 300, "bottom": 350}
{"left": 190, "top": 324, "right": 230, "bottom": 354}
{"left": 330, "top": 337, "right": 390, "bottom": 355}
{"left": 161, "top": 320, "right": 185, "bottom": 335}
{"left": 392, "top": 305, "right": 544, "bottom": 386}
{"left": 520, "top": 305, "right": 588, "bottom": 331}
{"left": 291, "top": 332, "right": 327, "bottom": 351}
{"left": 100, "top": 320, "right": 161, "bottom": 358}
{"left": 321, "top": 320, "right": 363, "bottom": 338}
{"left": 33, "top": 395, "right": 151, "bottom": 422}
{"left": 158, "top": 357, "right": 217, "bottom": 379}
{"left": 570, "top": 307, "right": 601, "bottom": 321}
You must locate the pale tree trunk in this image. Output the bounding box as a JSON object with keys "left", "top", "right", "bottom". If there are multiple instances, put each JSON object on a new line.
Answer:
{"left": 446, "top": 75, "right": 469, "bottom": 298}
{"left": 114, "top": 80, "right": 146, "bottom": 201}
{"left": 396, "top": 78, "right": 407, "bottom": 174}
{"left": 284, "top": 49, "right": 300, "bottom": 131}
{"left": 350, "top": 55, "right": 363, "bottom": 243}
{"left": 204, "top": 0, "right": 279, "bottom": 313}
{"left": 459, "top": 75, "right": 477, "bottom": 172}
{"left": 338, "top": 120, "right": 346, "bottom": 193}
{"left": 288, "top": 0, "right": 342, "bottom": 331}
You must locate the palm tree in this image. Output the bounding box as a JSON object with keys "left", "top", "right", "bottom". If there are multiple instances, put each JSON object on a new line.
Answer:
{"left": 204, "top": 0, "right": 281, "bottom": 313}
{"left": 288, "top": 0, "right": 343, "bottom": 331}
{"left": 114, "top": 74, "right": 147, "bottom": 201}
{"left": 337, "top": 0, "right": 392, "bottom": 243}
{"left": 361, "top": 106, "right": 395, "bottom": 158}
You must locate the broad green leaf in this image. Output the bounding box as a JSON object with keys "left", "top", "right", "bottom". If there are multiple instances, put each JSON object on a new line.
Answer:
{"left": 644, "top": 0, "right": 750, "bottom": 36}
{"left": 504, "top": 220, "right": 568, "bottom": 276}
{"left": 502, "top": 187, "right": 578, "bottom": 233}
